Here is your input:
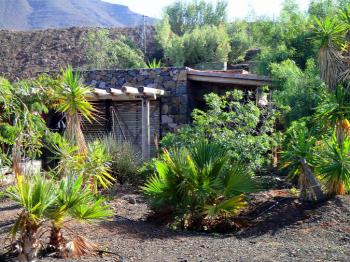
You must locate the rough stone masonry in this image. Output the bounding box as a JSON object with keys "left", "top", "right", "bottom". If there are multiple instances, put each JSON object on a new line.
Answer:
{"left": 81, "top": 67, "right": 189, "bottom": 136}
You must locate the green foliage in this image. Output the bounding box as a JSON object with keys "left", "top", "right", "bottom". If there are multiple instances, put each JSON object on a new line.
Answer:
{"left": 314, "top": 135, "right": 350, "bottom": 195}
{"left": 0, "top": 77, "right": 51, "bottom": 162}
{"left": 146, "top": 58, "right": 162, "bottom": 69}
{"left": 142, "top": 141, "right": 257, "bottom": 229}
{"left": 52, "top": 174, "right": 112, "bottom": 224}
{"left": 7, "top": 173, "right": 112, "bottom": 258}
{"left": 227, "top": 20, "right": 252, "bottom": 63}
{"left": 53, "top": 66, "right": 95, "bottom": 154}
{"left": 271, "top": 59, "right": 327, "bottom": 126}
{"left": 162, "top": 91, "right": 279, "bottom": 171}
{"left": 253, "top": 44, "right": 296, "bottom": 75}
{"left": 311, "top": 16, "right": 348, "bottom": 88}
{"left": 84, "top": 29, "right": 146, "bottom": 69}
{"left": 164, "top": 0, "right": 227, "bottom": 35}
{"left": 49, "top": 135, "right": 115, "bottom": 191}
{"left": 103, "top": 136, "right": 142, "bottom": 184}
{"left": 85, "top": 140, "right": 115, "bottom": 191}
{"left": 281, "top": 122, "right": 316, "bottom": 179}
{"left": 316, "top": 85, "right": 350, "bottom": 125}
{"left": 157, "top": 18, "right": 230, "bottom": 67}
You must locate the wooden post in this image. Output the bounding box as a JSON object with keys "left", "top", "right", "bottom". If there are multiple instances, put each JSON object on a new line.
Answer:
{"left": 141, "top": 97, "right": 151, "bottom": 161}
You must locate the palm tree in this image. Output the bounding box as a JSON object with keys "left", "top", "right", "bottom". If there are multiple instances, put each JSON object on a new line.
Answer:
{"left": 316, "top": 85, "right": 350, "bottom": 145}
{"left": 311, "top": 17, "right": 347, "bottom": 89}
{"left": 53, "top": 66, "right": 95, "bottom": 155}
{"left": 281, "top": 126, "right": 324, "bottom": 201}
{"left": 7, "top": 175, "right": 57, "bottom": 262}
{"left": 47, "top": 174, "right": 112, "bottom": 258}
{"left": 142, "top": 140, "right": 258, "bottom": 228}
{"left": 314, "top": 135, "right": 350, "bottom": 196}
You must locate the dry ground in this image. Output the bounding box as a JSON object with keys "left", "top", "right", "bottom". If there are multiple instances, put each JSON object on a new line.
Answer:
{"left": 0, "top": 186, "right": 349, "bottom": 262}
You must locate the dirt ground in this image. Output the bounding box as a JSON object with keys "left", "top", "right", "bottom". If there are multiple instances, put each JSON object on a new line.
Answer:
{"left": 0, "top": 186, "right": 349, "bottom": 262}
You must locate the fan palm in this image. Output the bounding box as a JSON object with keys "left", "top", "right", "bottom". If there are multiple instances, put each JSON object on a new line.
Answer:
{"left": 311, "top": 17, "right": 347, "bottom": 89}
{"left": 280, "top": 126, "right": 324, "bottom": 201}
{"left": 47, "top": 174, "right": 112, "bottom": 258}
{"left": 314, "top": 135, "right": 350, "bottom": 196}
{"left": 53, "top": 66, "right": 95, "bottom": 155}
{"left": 142, "top": 140, "right": 257, "bottom": 228}
{"left": 6, "top": 175, "right": 57, "bottom": 262}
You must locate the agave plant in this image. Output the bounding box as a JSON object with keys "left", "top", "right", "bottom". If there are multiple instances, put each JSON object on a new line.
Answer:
{"left": 311, "top": 17, "right": 348, "bottom": 89}
{"left": 280, "top": 125, "right": 324, "bottom": 201}
{"left": 53, "top": 66, "right": 95, "bottom": 155}
{"left": 6, "top": 175, "right": 57, "bottom": 262}
{"left": 316, "top": 85, "right": 350, "bottom": 145}
{"left": 142, "top": 141, "right": 257, "bottom": 228}
{"left": 314, "top": 135, "right": 350, "bottom": 196}
{"left": 146, "top": 58, "right": 162, "bottom": 68}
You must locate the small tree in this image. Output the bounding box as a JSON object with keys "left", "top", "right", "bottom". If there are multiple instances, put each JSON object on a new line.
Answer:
{"left": 53, "top": 66, "right": 95, "bottom": 155}
{"left": 281, "top": 123, "right": 324, "bottom": 201}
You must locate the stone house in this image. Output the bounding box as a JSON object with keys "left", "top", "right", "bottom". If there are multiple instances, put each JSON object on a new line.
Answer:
{"left": 79, "top": 67, "right": 272, "bottom": 156}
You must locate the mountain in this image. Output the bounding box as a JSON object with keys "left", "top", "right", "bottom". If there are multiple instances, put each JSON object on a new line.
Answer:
{"left": 0, "top": 0, "right": 155, "bottom": 30}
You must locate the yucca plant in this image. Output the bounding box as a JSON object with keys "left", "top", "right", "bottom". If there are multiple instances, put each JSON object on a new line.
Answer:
{"left": 280, "top": 125, "right": 324, "bottom": 201}
{"left": 142, "top": 141, "right": 257, "bottom": 229}
{"left": 47, "top": 174, "right": 113, "bottom": 258}
{"left": 6, "top": 175, "right": 57, "bottom": 262}
{"left": 311, "top": 17, "right": 348, "bottom": 89}
{"left": 316, "top": 85, "right": 350, "bottom": 145}
{"left": 53, "top": 66, "right": 95, "bottom": 155}
{"left": 314, "top": 135, "right": 350, "bottom": 196}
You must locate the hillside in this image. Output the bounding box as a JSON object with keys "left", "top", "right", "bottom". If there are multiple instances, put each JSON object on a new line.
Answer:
{"left": 0, "top": 27, "right": 157, "bottom": 80}
{"left": 0, "top": 0, "right": 155, "bottom": 30}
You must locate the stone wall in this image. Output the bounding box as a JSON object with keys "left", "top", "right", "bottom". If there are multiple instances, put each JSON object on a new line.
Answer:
{"left": 0, "top": 26, "right": 158, "bottom": 80}
{"left": 81, "top": 67, "right": 189, "bottom": 136}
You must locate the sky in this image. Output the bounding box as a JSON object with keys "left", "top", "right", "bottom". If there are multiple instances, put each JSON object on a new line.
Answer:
{"left": 103, "top": 0, "right": 311, "bottom": 20}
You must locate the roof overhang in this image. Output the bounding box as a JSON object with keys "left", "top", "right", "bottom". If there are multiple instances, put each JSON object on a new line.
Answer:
{"left": 187, "top": 68, "right": 273, "bottom": 87}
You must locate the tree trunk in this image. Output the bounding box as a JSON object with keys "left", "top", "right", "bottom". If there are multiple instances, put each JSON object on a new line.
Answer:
{"left": 299, "top": 158, "right": 324, "bottom": 202}
{"left": 336, "top": 121, "right": 345, "bottom": 146}
{"left": 48, "top": 226, "right": 67, "bottom": 258}
{"left": 18, "top": 224, "right": 40, "bottom": 262}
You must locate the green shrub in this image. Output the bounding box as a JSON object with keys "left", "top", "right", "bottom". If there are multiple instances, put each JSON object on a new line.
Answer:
{"left": 103, "top": 136, "right": 142, "bottom": 184}
{"left": 161, "top": 90, "right": 280, "bottom": 171}
{"left": 271, "top": 59, "right": 327, "bottom": 126}
{"left": 142, "top": 141, "right": 258, "bottom": 230}
{"left": 157, "top": 18, "right": 230, "bottom": 67}
{"left": 163, "top": 0, "right": 227, "bottom": 35}
{"left": 83, "top": 29, "right": 146, "bottom": 69}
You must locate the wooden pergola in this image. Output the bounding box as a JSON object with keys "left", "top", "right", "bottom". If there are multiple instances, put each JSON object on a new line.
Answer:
{"left": 87, "top": 86, "right": 165, "bottom": 160}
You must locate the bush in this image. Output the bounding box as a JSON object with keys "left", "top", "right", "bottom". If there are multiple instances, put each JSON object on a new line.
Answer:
{"left": 163, "top": 0, "right": 227, "bottom": 35}
{"left": 83, "top": 29, "right": 147, "bottom": 69}
{"left": 103, "top": 135, "right": 142, "bottom": 184}
{"left": 157, "top": 18, "right": 231, "bottom": 67}
{"left": 271, "top": 59, "right": 327, "bottom": 126}
{"left": 161, "top": 90, "right": 280, "bottom": 171}
{"left": 142, "top": 141, "right": 258, "bottom": 230}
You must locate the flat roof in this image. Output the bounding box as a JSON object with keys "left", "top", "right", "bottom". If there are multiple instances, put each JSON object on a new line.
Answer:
{"left": 186, "top": 68, "right": 272, "bottom": 87}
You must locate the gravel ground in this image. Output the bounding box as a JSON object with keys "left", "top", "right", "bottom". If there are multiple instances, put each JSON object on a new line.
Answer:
{"left": 0, "top": 187, "right": 349, "bottom": 262}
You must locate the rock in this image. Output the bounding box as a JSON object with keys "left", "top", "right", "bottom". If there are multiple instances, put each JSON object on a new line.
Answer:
{"left": 161, "top": 115, "right": 173, "bottom": 124}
